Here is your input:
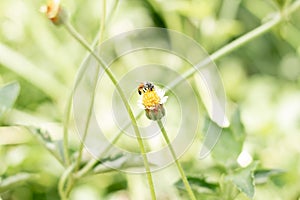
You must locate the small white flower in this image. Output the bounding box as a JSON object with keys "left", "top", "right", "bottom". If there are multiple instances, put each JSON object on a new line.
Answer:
{"left": 156, "top": 89, "right": 168, "bottom": 104}
{"left": 137, "top": 82, "right": 168, "bottom": 120}
{"left": 137, "top": 88, "right": 168, "bottom": 110}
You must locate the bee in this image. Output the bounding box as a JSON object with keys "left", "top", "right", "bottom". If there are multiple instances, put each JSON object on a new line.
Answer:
{"left": 138, "top": 82, "right": 155, "bottom": 95}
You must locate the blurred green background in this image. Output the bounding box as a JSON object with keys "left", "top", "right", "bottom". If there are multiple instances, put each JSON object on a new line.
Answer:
{"left": 1, "top": 0, "right": 300, "bottom": 199}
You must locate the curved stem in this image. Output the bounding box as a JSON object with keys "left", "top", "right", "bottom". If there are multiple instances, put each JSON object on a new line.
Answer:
{"left": 168, "top": 0, "right": 300, "bottom": 91}
{"left": 167, "top": 13, "right": 282, "bottom": 92}
{"left": 157, "top": 120, "right": 196, "bottom": 200}
{"left": 76, "top": 111, "right": 143, "bottom": 178}
{"left": 75, "top": 126, "right": 124, "bottom": 177}
{"left": 62, "top": 12, "right": 156, "bottom": 200}
{"left": 60, "top": 0, "right": 108, "bottom": 196}
{"left": 64, "top": 0, "right": 120, "bottom": 175}
{"left": 73, "top": 0, "right": 107, "bottom": 167}
{"left": 86, "top": 0, "right": 300, "bottom": 156}
{"left": 62, "top": 95, "right": 72, "bottom": 166}
{"left": 59, "top": 1, "right": 300, "bottom": 199}
{"left": 58, "top": 164, "right": 75, "bottom": 200}
{"left": 74, "top": 66, "right": 100, "bottom": 171}
{"left": 98, "top": 0, "right": 106, "bottom": 45}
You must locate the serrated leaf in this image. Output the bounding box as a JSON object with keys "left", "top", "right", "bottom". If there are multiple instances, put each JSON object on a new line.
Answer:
{"left": 26, "top": 126, "right": 64, "bottom": 165}
{"left": 228, "top": 162, "right": 258, "bottom": 199}
{"left": 0, "top": 82, "right": 20, "bottom": 119}
{"left": 93, "top": 154, "right": 157, "bottom": 173}
{"left": 175, "top": 176, "right": 218, "bottom": 194}
{"left": 254, "top": 169, "right": 285, "bottom": 184}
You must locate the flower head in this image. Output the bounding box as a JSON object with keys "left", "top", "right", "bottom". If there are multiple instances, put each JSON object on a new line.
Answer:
{"left": 137, "top": 82, "right": 168, "bottom": 120}
{"left": 40, "top": 0, "right": 67, "bottom": 25}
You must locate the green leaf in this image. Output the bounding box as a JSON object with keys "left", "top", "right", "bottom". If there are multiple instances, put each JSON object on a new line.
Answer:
{"left": 230, "top": 108, "right": 246, "bottom": 141}
{"left": 0, "top": 82, "right": 20, "bottom": 119}
{"left": 211, "top": 108, "right": 246, "bottom": 167}
{"left": 211, "top": 128, "right": 242, "bottom": 166}
{"left": 175, "top": 176, "right": 218, "bottom": 194}
{"left": 93, "top": 154, "right": 157, "bottom": 173}
{"left": 254, "top": 169, "right": 285, "bottom": 184}
{"left": 0, "top": 173, "right": 39, "bottom": 192}
{"left": 228, "top": 162, "right": 258, "bottom": 199}
{"left": 26, "top": 126, "right": 64, "bottom": 165}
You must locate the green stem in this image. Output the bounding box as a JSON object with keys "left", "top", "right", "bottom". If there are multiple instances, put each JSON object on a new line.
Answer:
{"left": 60, "top": 0, "right": 123, "bottom": 197}
{"left": 98, "top": 0, "right": 106, "bottom": 45}
{"left": 75, "top": 126, "right": 124, "bottom": 177}
{"left": 210, "top": 15, "right": 281, "bottom": 61}
{"left": 65, "top": 0, "right": 108, "bottom": 174}
{"left": 61, "top": 0, "right": 108, "bottom": 196}
{"left": 168, "top": 0, "right": 300, "bottom": 91}
{"left": 74, "top": 66, "right": 100, "bottom": 171}
{"left": 93, "top": 0, "right": 300, "bottom": 149}
{"left": 62, "top": 16, "right": 156, "bottom": 200}
{"left": 62, "top": 0, "right": 120, "bottom": 169}
{"left": 62, "top": 95, "right": 72, "bottom": 166}
{"left": 58, "top": 164, "right": 75, "bottom": 200}
{"left": 285, "top": 0, "right": 300, "bottom": 14}
{"left": 76, "top": 6, "right": 279, "bottom": 171}
{"left": 167, "top": 13, "right": 281, "bottom": 92}
{"left": 75, "top": 111, "right": 143, "bottom": 178}
{"left": 62, "top": 1, "right": 300, "bottom": 197}
{"left": 61, "top": 19, "right": 108, "bottom": 168}
{"left": 73, "top": 0, "right": 107, "bottom": 166}
{"left": 157, "top": 120, "right": 196, "bottom": 200}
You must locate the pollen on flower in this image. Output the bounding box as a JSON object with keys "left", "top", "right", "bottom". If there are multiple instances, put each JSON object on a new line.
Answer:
{"left": 142, "top": 90, "right": 160, "bottom": 109}
{"left": 137, "top": 82, "right": 168, "bottom": 121}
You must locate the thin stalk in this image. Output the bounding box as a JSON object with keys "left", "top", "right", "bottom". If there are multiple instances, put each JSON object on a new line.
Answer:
{"left": 73, "top": 0, "right": 107, "bottom": 168}
{"left": 61, "top": 21, "right": 107, "bottom": 167}
{"left": 157, "top": 120, "right": 196, "bottom": 200}
{"left": 75, "top": 127, "right": 124, "bottom": 177}
{"left": 58, "top": 164, "right": 75, "bottom": 200}
{"left": 62, "top": 0, "right": 120, "bottom": 168}
{"left": 73, "top": 9, "right": 279, "bottom": 174}
{"left": 80, "top": 0, "right": 300, "bottom": 159}
{"left": 168, "top": 0, "right": 300, "bottom": 91}
{"left": 63, "top": 0, "right": 107, "bottom": 196}
{"left": 166, "top": 13, "right": 281, "bottom": 92}
{"left": 62, "top": 18, "right": 156, "bottom": 200}
{"left": 65, "top": 0, "right": 300, "bottom": 194}
{"left": 62, "top": 94, "right": 71, "bottom": 166}
{"left": 76, "top": 111, "right": 143, "bottom": 178}
{"left": 74, "top": 66, "right": 100, "bottom": 171}
{"left": 74, "top": 10, "right": 282, "bottom": 173}
{"left": 98, "top": 0, "right": 106, "bottom": 45}
{"left": 60, "top": 0, "right": 122, "bottom": 196}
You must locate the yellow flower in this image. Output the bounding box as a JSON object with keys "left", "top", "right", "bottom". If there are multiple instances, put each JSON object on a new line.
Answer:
{"left": 138, "top": 82, "right": 168, "bottom": 120}
{"left": 40, "top": 0, "right": 66, "bottom": 25}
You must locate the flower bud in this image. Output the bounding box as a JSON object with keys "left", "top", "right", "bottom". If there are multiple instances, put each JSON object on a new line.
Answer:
{"left": 40, "top": 0, "right": 67, "bottom": 26}
{"left": 145, "top": 104, "right": 166, "bottom": 121}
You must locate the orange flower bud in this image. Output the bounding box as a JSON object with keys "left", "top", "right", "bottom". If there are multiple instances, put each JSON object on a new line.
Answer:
{"left": 40, "top": 0, "right": 67, "bottom": 25}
